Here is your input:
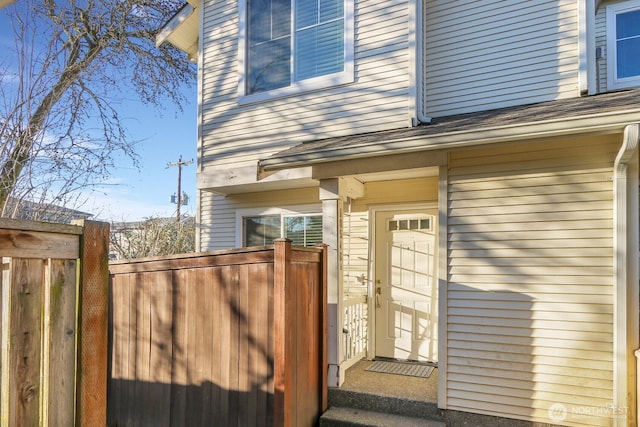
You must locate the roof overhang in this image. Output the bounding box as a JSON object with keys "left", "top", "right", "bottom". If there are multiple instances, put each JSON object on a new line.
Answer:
{"left": 259, "top": 91, "right": 640, "bottom": 174}
{"left": 156, "top": 1, "right": 199, "bottom": 62}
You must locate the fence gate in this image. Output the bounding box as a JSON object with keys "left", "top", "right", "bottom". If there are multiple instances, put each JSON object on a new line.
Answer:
{"left": 0, "top": 218, "right": 109, "bottom": 427}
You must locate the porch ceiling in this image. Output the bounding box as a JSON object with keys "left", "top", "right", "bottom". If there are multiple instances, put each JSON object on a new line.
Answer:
{"left": 350, "top": 167, "right": 439, "bottom": 183}
{"left": 259, "top": 89, "right": 640, "bottom": 172}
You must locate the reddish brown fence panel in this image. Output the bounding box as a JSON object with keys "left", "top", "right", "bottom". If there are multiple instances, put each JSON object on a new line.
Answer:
{"left": 108, "top": 240, "right": 327, "bottom": 427}
{"left": 0, "top": 218, "right": 110, "bottom": 427}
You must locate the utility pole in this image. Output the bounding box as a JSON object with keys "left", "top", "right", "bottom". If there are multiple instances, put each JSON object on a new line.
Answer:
{"left": 167, "top": 155, "right": 193, "bottom": 221}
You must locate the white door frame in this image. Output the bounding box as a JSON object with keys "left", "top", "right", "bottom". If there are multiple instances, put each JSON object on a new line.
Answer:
{"left": 366, "top": 202, "right": 439, "bottom": 360}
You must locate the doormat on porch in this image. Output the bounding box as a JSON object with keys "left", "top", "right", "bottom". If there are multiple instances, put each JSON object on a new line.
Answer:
{"left": 365, "top": 360, "right": 434, "bottom": 378}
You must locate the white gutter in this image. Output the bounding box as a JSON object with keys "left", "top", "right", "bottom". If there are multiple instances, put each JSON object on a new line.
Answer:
{"left": 613, "top": 123, "right": 639, "bottom": 427}
{"left": 260, "top": 108, "right": 640, "bottom": 171}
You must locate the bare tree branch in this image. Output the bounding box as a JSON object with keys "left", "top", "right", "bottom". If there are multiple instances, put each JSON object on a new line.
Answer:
{"left": 0, "top": 0, "right": 195, "bottom": 220}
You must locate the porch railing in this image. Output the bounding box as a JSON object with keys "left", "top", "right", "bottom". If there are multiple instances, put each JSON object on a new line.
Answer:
{"left": 342, "top": 295, "right": 367, "bottom": 370}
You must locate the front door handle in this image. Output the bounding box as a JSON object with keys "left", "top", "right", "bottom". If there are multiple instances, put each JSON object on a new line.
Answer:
{"left": 376, "top": 286, "right": 382, "bottom": 308}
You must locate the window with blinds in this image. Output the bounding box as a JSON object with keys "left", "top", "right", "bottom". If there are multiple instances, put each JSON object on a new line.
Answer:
{"left": 243, "top": 214, "right": 323, "bottom": 247}
{"left": 284, "top": 215, "right": 323, "bottom": 247}
{"left": 245, "top": 0, "right": 347, "bottom": 96}
{"left": 294, "top": 0, "right": 344, "bottom": 81}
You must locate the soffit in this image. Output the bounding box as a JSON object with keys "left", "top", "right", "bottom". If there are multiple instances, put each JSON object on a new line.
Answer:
{"left": 156, "top": 2, "right": 199, "bottom": 61}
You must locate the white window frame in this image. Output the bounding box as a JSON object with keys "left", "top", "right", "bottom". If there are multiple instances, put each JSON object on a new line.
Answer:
{"left": 606, "top": 0, "right": 640, "bottom": 90}
{"left": 236, "top": 205, "right": 322, "bottom": 247}
{"left": 237, "top": 0, "right": 354, "bottom": 105}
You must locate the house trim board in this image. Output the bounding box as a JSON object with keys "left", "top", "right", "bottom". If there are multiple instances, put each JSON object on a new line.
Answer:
{"left": 320, "top": 179, "right": 345, "bottom": 387}
{"left": 437, "top": 164, "right": 448, "bottom": 410}
{"left": 579, "top": 0, "right": 597, "bottom": 94}
{"left": 407, "top": 0, "right": 416, "bottom": 125}
{"left": 365, "top": 201, "right": 439, "bottom": 365}
{"left": 195, "top": 0, "right": 205, "bottom": 251}
{"left": 199, "top": 164, "right": 315, "bottom": 193}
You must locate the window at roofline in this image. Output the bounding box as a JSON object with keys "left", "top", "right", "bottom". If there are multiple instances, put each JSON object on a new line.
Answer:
{"left": 238, "top": 0, "right": 354, "bottom": 102}
{"left": 606, "top": 0, "right": 640, "bottom": 90}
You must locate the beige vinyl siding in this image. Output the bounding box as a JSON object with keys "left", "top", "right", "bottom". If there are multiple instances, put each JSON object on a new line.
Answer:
{"left": 198, "top": 192, "right": 236, "bottom": 250}
{"left": 446, "top": 135, "right": 617, "bottom": 426}
{"left": 198, "top": 191, "right": 217, "bottom": 250}
{"left": 200, "top": 188, "right": 320, "bottom": 251}
{"left": 425, "top": 0, "right": 580, "bottom": 117}
{"left": 199, "top": 0, "right": 412, "bottom": 175}
{"left": 595, "top": 4, "right": 608, "bottom": 93}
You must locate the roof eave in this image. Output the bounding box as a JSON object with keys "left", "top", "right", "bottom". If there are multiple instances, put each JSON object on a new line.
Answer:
{"left": 259, "top": 109, "right": 640, "bottom": 172}
{"left": 156, "top": 3, "right": 199, "bottom": 61}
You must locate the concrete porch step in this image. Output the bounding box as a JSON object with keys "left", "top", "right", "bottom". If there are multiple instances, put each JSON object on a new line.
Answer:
{"left": 327, "top": 388, "right": 442, "bottom": 420}
{"left": 319, "top": 406, "right": 446, "bottom": 427}
{"left": 321, "top": 387, "right": 445, "bottom": 427}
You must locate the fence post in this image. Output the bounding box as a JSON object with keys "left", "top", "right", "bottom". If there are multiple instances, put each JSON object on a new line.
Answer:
{"left": 73, "top": 220, "right": 110, "bottom": 427}
{"left": 273, "top": 239, "right": 292, "bottom": 427}
{"left": 316, "top": 243, "right": 329, "bottom": 412}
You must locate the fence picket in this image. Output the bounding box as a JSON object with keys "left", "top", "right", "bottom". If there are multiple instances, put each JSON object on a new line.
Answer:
{"left": 9, "top": 258, "right": 43, "bottom": 427}
{"left": 44, "top": 259, "right": 77, "bottom": 426}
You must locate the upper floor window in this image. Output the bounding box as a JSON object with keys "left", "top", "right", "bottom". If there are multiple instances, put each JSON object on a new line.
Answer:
{"left": 607, "top": 0, "right": 640, "bottom": 90}
{"left": 239, "top": 0, "right": 353, "bottom": 102}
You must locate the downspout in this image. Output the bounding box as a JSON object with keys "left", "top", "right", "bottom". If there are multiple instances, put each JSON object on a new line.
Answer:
{"left": 412, "top": 0, "right": 432, "bottom": 126}
{"left": 614, "top": 123, "right": 639, "bottom": 427}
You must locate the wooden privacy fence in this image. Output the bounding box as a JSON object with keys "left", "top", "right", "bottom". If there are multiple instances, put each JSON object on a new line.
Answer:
{"left": 108, "top": 239, "right": 328, "bottom": 427}
{"left": 0, "top": 218, "right": 110, "bottom": 427}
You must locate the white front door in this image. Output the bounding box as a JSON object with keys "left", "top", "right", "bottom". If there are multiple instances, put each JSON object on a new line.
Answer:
{"left": 374, "top": 209, "right": 438, "bottom": 362}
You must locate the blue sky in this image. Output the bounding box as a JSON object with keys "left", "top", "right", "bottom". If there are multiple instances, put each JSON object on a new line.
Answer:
{"left": 84, "top": 100, "right": 197, "bottom": 222}
{"left": 0, "top": 8, "right": 198, "bottom": 222}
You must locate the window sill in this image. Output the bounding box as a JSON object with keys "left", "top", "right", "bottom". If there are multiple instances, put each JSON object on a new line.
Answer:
{"left": 607, "top": 77, "right": 640, "bottom": 92}
{"left": 238, "top": 70, "right": 354, "bottom": 106}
